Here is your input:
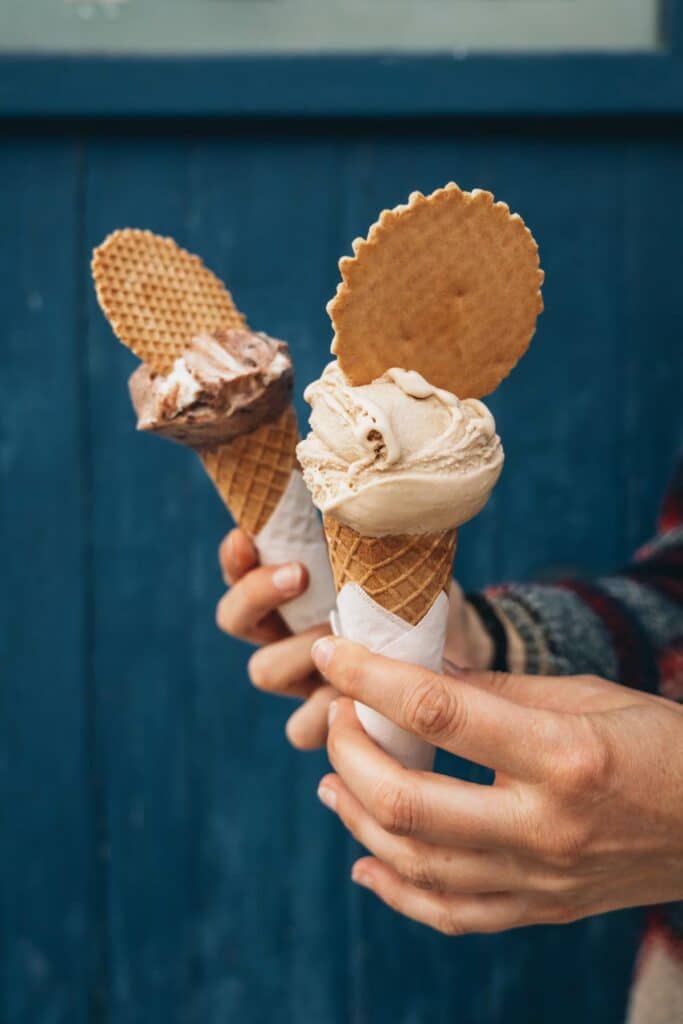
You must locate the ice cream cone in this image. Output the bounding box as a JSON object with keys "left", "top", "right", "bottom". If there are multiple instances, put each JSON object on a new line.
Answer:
{"left": 323, "top": 516, "right": 456, "bottom": 626}
{"left": 93, "top": 229, "right": 298, "bottom": 537}
{"left": 93, "top": 229, "right": 336, "bottom": 633}
{"left": 298, "top": 183, "right": 544, "bottom": 765}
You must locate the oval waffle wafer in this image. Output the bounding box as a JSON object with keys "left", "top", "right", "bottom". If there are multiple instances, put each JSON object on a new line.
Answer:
{"left": 92, "top": 229, "right": 245, "bottom": 375}
{"left": 328, "top": 183, "right": 543, "bottom": 398}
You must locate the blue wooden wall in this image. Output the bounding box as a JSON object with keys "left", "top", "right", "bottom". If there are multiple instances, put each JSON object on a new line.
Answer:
{"left": 2, "top": 56, "right": 683, "bottom": 1024}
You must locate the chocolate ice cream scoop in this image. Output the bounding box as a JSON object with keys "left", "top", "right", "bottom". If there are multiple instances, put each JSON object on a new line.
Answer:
{"left": 129, "top": 328, "right": 294, "bottom": 447}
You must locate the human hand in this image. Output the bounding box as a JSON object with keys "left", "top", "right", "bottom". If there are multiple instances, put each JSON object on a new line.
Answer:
{"left": 312, "top": 636, "right": 683, "bottom": 934}
{"left": 216, "top": 528, "right": 334, "bottom": 749}
{"left": 216, "top": 555, "right": 503, "bottom": 750}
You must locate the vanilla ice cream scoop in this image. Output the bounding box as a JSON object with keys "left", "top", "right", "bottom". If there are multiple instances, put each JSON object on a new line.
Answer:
{"left": 297, "top": 361, "right": 503, "bottom": 535}
{"left": 129, "top": 328, "right": 293, "bottom": 447}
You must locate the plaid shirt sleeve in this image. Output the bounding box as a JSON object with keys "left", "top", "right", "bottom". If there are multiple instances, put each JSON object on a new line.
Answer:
{"left": 485, "top": 460, "right": 683, "bottom": 701}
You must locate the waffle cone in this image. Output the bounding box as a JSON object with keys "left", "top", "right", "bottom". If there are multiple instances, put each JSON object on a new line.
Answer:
{"left": 323, "top": 516, "right": 457, "bottom": 626}
{"left": 200, "top": 405, "right": 298, "bottom": 535}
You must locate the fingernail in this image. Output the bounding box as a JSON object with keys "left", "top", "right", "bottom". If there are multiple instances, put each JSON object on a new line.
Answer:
{"left": 317, "top": 783, "right": 337, "bottom": 812}
{"left": 312, "top": 636, "right": 336, "bottom": 672}
{"left": 272, "top": 563, "right": 304, "bottom": 594}
{"left": 352, "top": 865, "right": 373, "bottom": 889}
{"left": 327, "top": 700, "right": 338, "bottom": 726}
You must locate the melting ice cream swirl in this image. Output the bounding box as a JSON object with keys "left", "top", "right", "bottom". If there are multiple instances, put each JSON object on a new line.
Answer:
{"left": 297, "top": 361, "right": 504, "bottom": 535}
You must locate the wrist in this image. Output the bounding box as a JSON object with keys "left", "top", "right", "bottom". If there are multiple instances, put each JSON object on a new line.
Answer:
{"left": 459, "top": 594, "right": 526, "bottom": 673}
{"left": 464, "top": 593, "right": 507, "bottom": 671}
{"left": 496, "top": 605, "right": 526, "bottom": 673}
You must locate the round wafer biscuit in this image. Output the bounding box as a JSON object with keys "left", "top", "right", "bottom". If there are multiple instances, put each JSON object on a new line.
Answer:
{"left": 328, "top": 183, "right": 543, "bottom": 398}
{"left": 92, "top": 229, "right": 245, "bottom": 375}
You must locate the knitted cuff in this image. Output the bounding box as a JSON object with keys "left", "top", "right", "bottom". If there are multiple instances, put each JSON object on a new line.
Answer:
{"left": 486, "top": 591, "right": 555, "bottom": 675}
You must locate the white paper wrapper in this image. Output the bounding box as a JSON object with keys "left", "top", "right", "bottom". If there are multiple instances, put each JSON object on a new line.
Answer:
{"left": 330, "top": 584, "right": 450, "bottom": 770}
{"left": 255, "top": 469, "right": 336, "bottom": 634}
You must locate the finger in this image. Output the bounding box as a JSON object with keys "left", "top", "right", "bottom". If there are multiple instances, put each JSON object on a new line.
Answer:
{"left": 318, "top": 773, "right": 527, "bottom": 894}
{"left": 452, "top": 667, "right": 640, "bottom": 714}
{"left": 351, "top": 858, "right": 527, "bottom": 935}
{"left": 248, "top": 624, "right": 330, "bottom": 697}
{"left": 314, "top": 637, "right": 565, "bottom": 779}
{"left": 326, "top": 699, "right": 525, "bottom": 850}
{"left": 216, "top": 562, "right": 308, "bottom": 642}
{"left": 219, "top": 529, "right": 258, "bottom": 585}
{"left": 286, "top": 685, "right": 337, "bottom": 750}
{"left": 216, "top": 591, "right": 286, "bottom": 645}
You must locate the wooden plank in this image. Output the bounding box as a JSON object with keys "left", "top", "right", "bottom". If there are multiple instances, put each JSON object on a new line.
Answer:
{"left": 84, "top": 138, "right": 199, "bottom": 1023}
{"left": 473, "top": 133, "right": 629, "bottom": 582}
{"left": 2, "top": 52, "right": 683, "bottom": 118}
{"left": 335, "top": 132, "right": 505, "bottom": 590}
{"left": 622, "top": 134, "right": 683, "bottom": 549}
{"left": 334, "top": 136, "right": 479, "bottom": 1023}
{"left": 668, "top": 0, "right": 683, "bottom": 54}
{"left": 332, "top": 124, "right": 644, "bottom": 1024}
{"left": 0, "top": 137, "right": 91, "bottom": 1024}
{"left": 183, "top": 132, "right": 352, "bottom": 1024}
{"left": 448, "top": 131, "right": 643, "bottom": 1021}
